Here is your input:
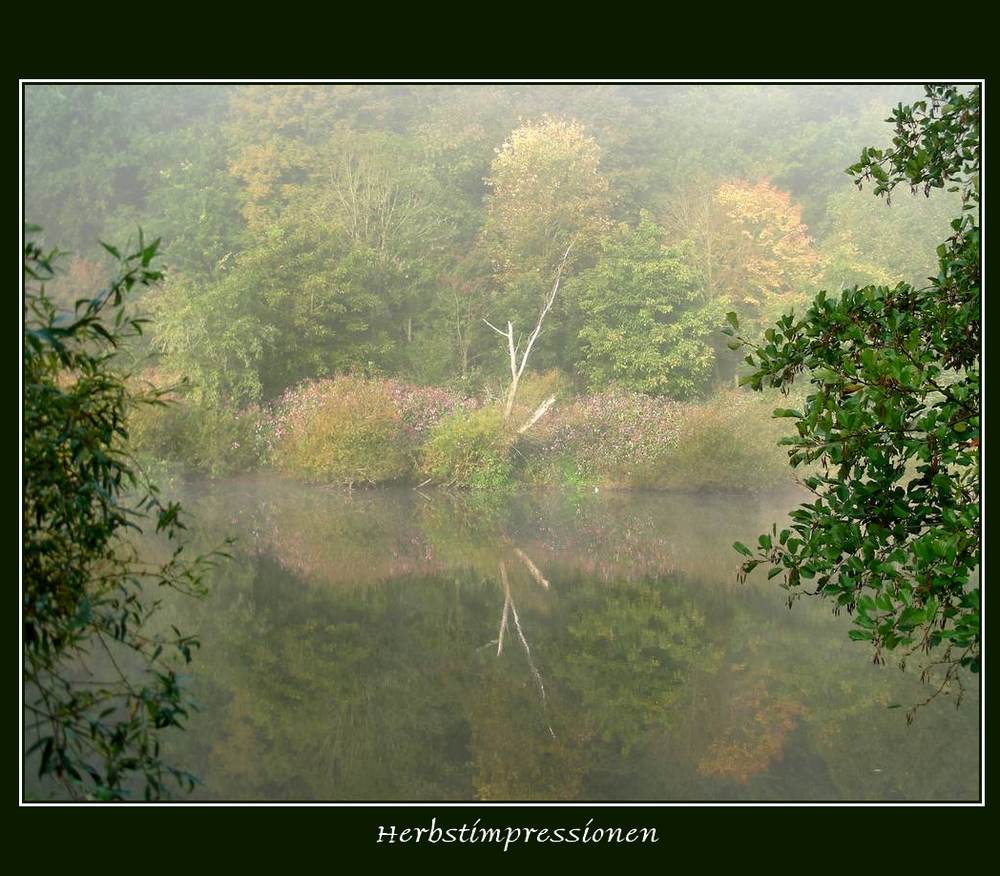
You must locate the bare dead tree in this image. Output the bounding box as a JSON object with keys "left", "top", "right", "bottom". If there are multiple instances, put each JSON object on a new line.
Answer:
{"left": 484, "top": 238, "right": 576, "bottom": 422}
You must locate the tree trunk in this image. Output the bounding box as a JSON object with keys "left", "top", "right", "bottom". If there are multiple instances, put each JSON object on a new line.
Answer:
{"left": 485, "top": 238, "right": 576, "bottom": 423}
{"left": 503, "top": 376, "right": 519, "bottom": 420}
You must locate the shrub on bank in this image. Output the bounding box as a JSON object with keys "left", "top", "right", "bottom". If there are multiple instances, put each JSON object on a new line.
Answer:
{"left": 518, "top": 451, "right": 597, "bottom": 489}
{"left": 383, "top": 379, "right": 478, "bottom": 438}
{"left": 129, "top": 398, "right": 267, "bottom": 477}
{"left": 519, "top": 386, "right": 792, "bottom": 491}
{"left": 131, "top": 372, "right": 796, "bottom": 493}
{"left": 420, "top": 406, "right": 515, "bottom": 489}
{"left": 273, "top": 377, "right": 413, "bottom": 485}
{"left": 627, "top": 389, "right": 791, "bottom": 491}
{"left": 526, "top": 388, "right": 684, "bottom": 485}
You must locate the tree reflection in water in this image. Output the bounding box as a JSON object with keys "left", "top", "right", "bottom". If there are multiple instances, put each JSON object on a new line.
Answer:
{"left": 116, "top": 475, "right": 978, "bottom": 802}
{"left": 495, "top": 557, "right": 555, "bottom": 739}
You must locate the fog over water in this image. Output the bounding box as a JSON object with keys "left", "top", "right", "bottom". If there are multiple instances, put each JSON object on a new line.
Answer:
{"left": 23, "top": 83, "right": 980, "bottom": 803}
{"left": 128, "top": 477, "right": 977, "bottom": 802}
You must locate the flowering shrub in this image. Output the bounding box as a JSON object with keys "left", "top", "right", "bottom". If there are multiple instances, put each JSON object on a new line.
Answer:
{"left": 132, "top": 372, "right": 795, "bottom": 492}
{"left": 630, "top": 389, "right": 791, "bottom": 491}
{"left": 527, "top": 388, "right": 684, "bottom": 484}
{"left": 420, "top": 406, "right": 514, "bottom": 489}
{"left": 521, "top": 387, "right": 792, "bottom": 491}
{"left": 272, "top": 377, "right": 414, "bottom": 485}
{"left": 382, "top": 379, "right": 478, "bottom": 438}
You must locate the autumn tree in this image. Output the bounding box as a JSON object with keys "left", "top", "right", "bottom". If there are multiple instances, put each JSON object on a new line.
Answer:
{"left": 666, "top": 179, "right": 821, "bottom": 329}
{"left": 482, "top": 116, "right": 609, "bottom": 420}
{"left": 225, "top": 85, "right": 345, "bottom": 231}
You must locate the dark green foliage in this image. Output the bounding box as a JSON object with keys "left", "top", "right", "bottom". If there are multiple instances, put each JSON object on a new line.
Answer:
{"left": 729, "top": 86, "right": 980, "bottom": 712}
{"left": 571, "top": 216, "right": 725, "bottom": 398}
{"left": 421, "top": 407, "right": 514, "bottom": 489}
{"left": 23, "top": 229, "right": 226, "bottom": 799}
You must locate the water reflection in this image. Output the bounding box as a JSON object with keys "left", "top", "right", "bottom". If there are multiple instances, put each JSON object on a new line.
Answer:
{"left": 142, "top": 476, "right": 978, "bottom": 801}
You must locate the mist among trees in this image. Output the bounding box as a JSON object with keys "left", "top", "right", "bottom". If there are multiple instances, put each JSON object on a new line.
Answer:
{"left": 22, "top": 82, "right": 980, "bottom": 802}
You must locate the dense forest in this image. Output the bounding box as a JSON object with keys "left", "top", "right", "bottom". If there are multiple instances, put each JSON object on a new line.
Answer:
{"left": 25, "top": 84, "right": 961, "bottom": 489}
{"left": 23, "top": 82, "right": 980, "bottom": 803}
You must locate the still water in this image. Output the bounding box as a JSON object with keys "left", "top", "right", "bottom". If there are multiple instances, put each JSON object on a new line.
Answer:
{"left": 152, "top": 475, "right": 978, "bottom": 801}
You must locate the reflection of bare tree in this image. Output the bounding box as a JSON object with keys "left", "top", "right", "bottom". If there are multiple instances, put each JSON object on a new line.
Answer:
{"left": 513, "top": 548, "right": 550, "bottom": 589}
{"left": 495, "top": 557, "right": 556, "bottom": 738}
{"left": 497, "top": 563, "right": 511, "bottom": 656}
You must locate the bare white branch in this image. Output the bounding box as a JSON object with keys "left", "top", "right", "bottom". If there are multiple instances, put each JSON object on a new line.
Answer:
{"left": 490, "top": 237, "right": 578, "bottom": 421}
{"left": 497, "top": 561, "right": 512, "bottom": 655}
{"left": 514, "top": 547, "right": 551, "bottom": 589}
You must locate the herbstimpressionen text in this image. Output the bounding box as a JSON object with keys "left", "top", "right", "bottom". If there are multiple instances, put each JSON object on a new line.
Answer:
{"left": 376, "top": 818, "right": 658, "bottom": 851}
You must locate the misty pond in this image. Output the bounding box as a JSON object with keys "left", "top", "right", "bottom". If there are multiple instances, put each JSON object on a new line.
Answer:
{"left": 136, "top": 475, "right": 979, "bottom": 802}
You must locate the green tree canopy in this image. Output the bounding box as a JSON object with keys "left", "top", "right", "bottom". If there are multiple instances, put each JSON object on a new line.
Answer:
{"left": 571, "top": 216, "right": 725, "bottom": 398}
{"left": 23, "top": 229, "right": 223, "bottom": 799}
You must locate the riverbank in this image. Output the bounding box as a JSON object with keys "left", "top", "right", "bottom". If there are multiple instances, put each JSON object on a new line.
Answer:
{"left": 130, "top": 375, "right": 797, "bottom": 492}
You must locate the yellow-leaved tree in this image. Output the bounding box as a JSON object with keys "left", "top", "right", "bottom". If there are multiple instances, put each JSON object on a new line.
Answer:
{"left": 481, "top": 116, "right": 609, "bottom": 421}
{"left": 666, "top": 178, "right": 821, "bottom": 332}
